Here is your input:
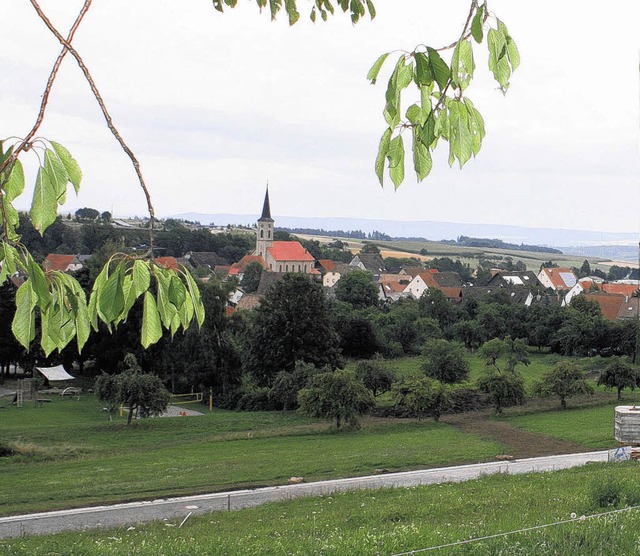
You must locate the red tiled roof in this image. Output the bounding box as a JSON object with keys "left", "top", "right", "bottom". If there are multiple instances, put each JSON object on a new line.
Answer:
{"left": 231, "top": 255, "right": 268, "bottom": 272}
{"left": 43, "top": 254, "right": 76, "bottom": 272}
{"left": 381, "top": 281, "right": 406, "bottom": 293}
{"left": 584, "top": 292, "right": 626, "bottom": 321}
{"left": 267, "top": 241, "right": 315, "bottom": 262}
{"left": 317, "top": 259, "right": 336, "bottom": 272}
{"left": 602, "top": 283, "right": 639, "bottom": 298}
{"left": 155, "top": 256, "right": 180, "bottom": 270}
{"left": 540, "top": 267, "right": 577, "bottom": 290}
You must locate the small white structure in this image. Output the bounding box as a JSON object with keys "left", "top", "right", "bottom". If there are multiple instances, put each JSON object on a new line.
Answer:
{"left": 614, "top": 406, "right": 640, "bottom": 445}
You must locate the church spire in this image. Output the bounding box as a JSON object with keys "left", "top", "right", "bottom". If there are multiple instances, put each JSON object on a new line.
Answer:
{"left": 259, "top": 186, "right": 273, "bottom": 222}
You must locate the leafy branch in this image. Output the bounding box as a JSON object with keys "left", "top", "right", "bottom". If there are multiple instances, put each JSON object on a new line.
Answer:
{"left": 369, "top": 0, "right": 520, "bottom": 188}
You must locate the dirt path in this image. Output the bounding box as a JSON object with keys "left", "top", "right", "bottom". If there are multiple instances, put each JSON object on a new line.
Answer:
{"left": 442, "top": 411, "right": 588, "bottom": 459}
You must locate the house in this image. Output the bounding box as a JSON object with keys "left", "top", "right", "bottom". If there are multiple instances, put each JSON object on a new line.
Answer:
{"left": 43, "top": 254, "right": 84, "bottom": 273}
{"left": 537, "top": 267, "right": 577, "bottom": 291}
{"left": 404, "top": 270, "right": 462, "bottom": 300}
{"left": 617, "top": 298, "right": 640, "bottom": 321}
{"left": 323, "top": 263, "right": 353, "bottom": 288}
{"left": 155, "top": 256, "right": 180, "bottom": 270}
{"left": 378, "top": 280, "right": 409, "bottom": 302}
{"left": 349, "top": 253, "right": 386, "bottom": 278}
{"left": 486, "top": 270, "right": 541, "bottom": 289}
{"left": 229, "top": 254, "right": 268, "bottom": 279}
{"left": 183, "top": 251, "right": 228, "bottom": 270}
{"left": 583, "top": 292, "right": 627, "bottom": 321}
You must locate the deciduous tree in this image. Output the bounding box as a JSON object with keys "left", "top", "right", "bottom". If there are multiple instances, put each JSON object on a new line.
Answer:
{"left": 298, "top": 370, "right": 375, "bottom": 429}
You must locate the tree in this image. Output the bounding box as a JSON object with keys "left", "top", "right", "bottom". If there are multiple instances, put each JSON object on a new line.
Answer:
{"left": 94, "top": 354, "right": 171, "bottom": 425}
{"left": 245, "top": 274, "right": 341, "bottom": 386}
{"left": 355, "top": 358, "right": 395, "bottom": 397}
{"left": 74, "top": 207, "right": 100, "bottom": 222}
{"left": 298, "top": 370, "right": 375, "bottom": 429}
{"left": 535, "top": 361, "right": 594, "bottom": 410}
{"left": 579, "top": 259, "right": 591, "bottom": 278}
{"left": 240, "top": 261, "right": 263, "bottom": 294}
{"left": 338, "top": 316, "right": 380, "bottom": 359}
{"left": 477, "top": 368, "right": 525, "bottom": 415}
{"left": 477, "top": 336, "right": 529, "bottom": 414}
{"left": 392, "top": 372, "right": 449, "bottom": 422}
{"left": 269, "top": 361, "right": 325, "bottom": 411}
{"left": 598, "top": 358, "right": 638, "bottom": 401}
{"left": 335, "top": 270, "right": 379, "bottom": 309}
{"left": 421, "top": 339, "right": 470, "bottom": 384}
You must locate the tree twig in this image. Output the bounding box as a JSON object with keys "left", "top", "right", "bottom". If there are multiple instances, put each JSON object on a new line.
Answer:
{"left": 28, "top": 0, "right": 156, "bottom": 254}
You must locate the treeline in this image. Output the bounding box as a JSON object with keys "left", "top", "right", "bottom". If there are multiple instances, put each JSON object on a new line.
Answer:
{"left": 448, "top": 236, "right": 563, "bottom": 254}
{"left": 16, "top": 214, "right": 254, "bottom": 264}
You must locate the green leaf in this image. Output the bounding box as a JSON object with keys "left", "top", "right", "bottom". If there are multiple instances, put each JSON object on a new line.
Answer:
{"left": 426, "top": 47, "right": 451, "bottom": 91}
{"left": 451, "top": 39, "right": 475, "bottom": 90}
{"left": 168, "top": 274, "right": 187, "bottom": 308}
{"left": 44, "top": 148, "right": 69, "bottom": 202}
{"left": 414, "top": 52, "right": 433, "bottom": 86}
{"left": 387, "top": 135, "right": 405, "bottom": 189}
{"left": 178, "top": 293, "right": 195, "bottom": 330}
{"left": 0, "top": 243, "right": 17, "bottom": 283}
{"left": 27, "top": 254, "right": 52, "bottom": 310}
{"left": 365, "top": 0, "right": 375, "bottom": 19}
{"left": 184, "top": 270, "right": 205, "bottom": 328}
{"left": 503, "top": 21, "right": 520, "bottom": 72}
{"left": 375, "top": 127, "right": 392, "bottom": 186}
{"left": 12, "top": 282, "right": 36, "bottom": 349}
{"left": 88, "top": 263, "right": 109, "bottom": 330}
{"left": 487, "top": 25, "right": 510, "bottom": 91}
{"left": 405, "top": 103, "right": 424, "bottom": 126}
{"left": 268, "top": 0, "right": 282, "bottom": 20}
{"left": 3, "top": 158, "right": 25, "bottom": 202}
{"left": 464, "top": 97, "right": 485, "bottom": 155}
{"left": 132, "top": 259, "right": 151, "bottom": 297}
{"left": 471, "top": 4, "right": 484, "bottom": 43}
{"left": 50, "top": 141, "right": 82, "bottom": 194}
{"left": 154, "top": 266, "right": 177, "bottom": 329}
{"left": 412, "top": 131, "right": 433, "bottom": 181}
{"left": 98, "top": 262, "right": 125, "bottom": 323}
{"left": 30, "top": 166, "right": 58, "bottom": 234}
{"left": 284, "top": 0, "right": 300, "bottom": 25}
{"left": 141, "top": 291, "right": 163, "bottom": 349}
{"left": 419, "top": 113, "right": 437, "bottom": 148}
{"left": 367, "top": 52, "right": 389, "bottom": 84}
{"left": 448, "top": 99, "right": 473, "bottom": 168}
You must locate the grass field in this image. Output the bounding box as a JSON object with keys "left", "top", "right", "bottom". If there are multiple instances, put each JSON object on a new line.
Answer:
{"left": 0, "top": 395, "right": 507, "bottom": 517}
{"left": 4, "top": 462, "right": 640, "bottom": 555}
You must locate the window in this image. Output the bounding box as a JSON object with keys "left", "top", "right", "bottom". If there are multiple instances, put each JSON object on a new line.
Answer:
{"left": 260, "top": 229, "right": 263, "bottom": 238}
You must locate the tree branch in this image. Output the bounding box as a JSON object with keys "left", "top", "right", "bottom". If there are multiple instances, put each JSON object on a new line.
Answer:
{"left": 28, "top": 0, "right": 156, "bottom": 253}
{"left": 0, "top": 0, "right": 92, "bottom": 240}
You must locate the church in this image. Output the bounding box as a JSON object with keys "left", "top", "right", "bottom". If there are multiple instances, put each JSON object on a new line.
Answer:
{"left": 245, "top": 188, "right": 317, "bottom": 274}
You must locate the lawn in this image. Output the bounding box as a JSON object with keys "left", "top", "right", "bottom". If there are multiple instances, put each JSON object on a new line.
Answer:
{"left": 0, "top": 395, "right": 506, "bottom": 516}
{"left": 505, "top": 403, "right": 623, "bottom": 450}
{"left": 4, "top": 461, "right": 640, "bottom": 555}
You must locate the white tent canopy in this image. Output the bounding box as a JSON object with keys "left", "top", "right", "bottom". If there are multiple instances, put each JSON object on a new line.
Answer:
{"left": 35, "top": 365, "right": 75, "bottom": 382}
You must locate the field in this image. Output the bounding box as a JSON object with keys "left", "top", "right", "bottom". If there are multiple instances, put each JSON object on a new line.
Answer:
{"left": 0, "top": 394, "right": 508, "bottom": 517}
{"left": 4, "top": 462, "right": 640, "bottom": 555}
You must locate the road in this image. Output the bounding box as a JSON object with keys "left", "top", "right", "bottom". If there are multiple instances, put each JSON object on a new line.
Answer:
{"left": 0, "top": 450, "right": 610, "bottom": 539}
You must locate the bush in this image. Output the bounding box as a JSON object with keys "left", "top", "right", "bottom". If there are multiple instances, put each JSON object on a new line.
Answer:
{"left": 236, "top": 386, "right": 273, "bottom": 411}
{"left": 448, "top": 387, "right": 489, "bottom": 413}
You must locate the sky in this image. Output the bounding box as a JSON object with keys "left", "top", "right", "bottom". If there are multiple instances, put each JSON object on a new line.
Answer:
{"left": 2, "top": 0, "right": 639, "bottom": 236}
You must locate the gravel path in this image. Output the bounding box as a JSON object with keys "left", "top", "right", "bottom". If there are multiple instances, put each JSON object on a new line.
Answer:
{"left": 0, "top": 450, "right": 609, "bottom": 539}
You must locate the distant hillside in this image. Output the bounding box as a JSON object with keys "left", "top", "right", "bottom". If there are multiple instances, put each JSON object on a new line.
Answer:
{"left": 561, "top": 244, "right": 639, "bottom": 264}
{"left": 172, "top": 212, "right": 637, "bottom": 249}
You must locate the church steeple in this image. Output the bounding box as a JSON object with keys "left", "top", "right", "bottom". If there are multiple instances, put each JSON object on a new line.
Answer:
{"left": 255, "top": 185, "right": 274, "bottom": 258}
{"left": 259, "top": 187, "right": 273, "bottom": 222}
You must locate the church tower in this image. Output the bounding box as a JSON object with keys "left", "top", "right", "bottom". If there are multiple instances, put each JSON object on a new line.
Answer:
{"left": 255, "top": 187, "right": 274, "bottom": 259}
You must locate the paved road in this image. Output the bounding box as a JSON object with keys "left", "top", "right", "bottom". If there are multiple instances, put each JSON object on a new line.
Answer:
{"left": 0, "top": 450, "right": 609, "bottom": 539}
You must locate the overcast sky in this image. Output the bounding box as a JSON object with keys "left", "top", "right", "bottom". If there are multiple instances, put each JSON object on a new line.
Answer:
{"left": 2, "top": 1, "right": 639, "bottom": 234}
